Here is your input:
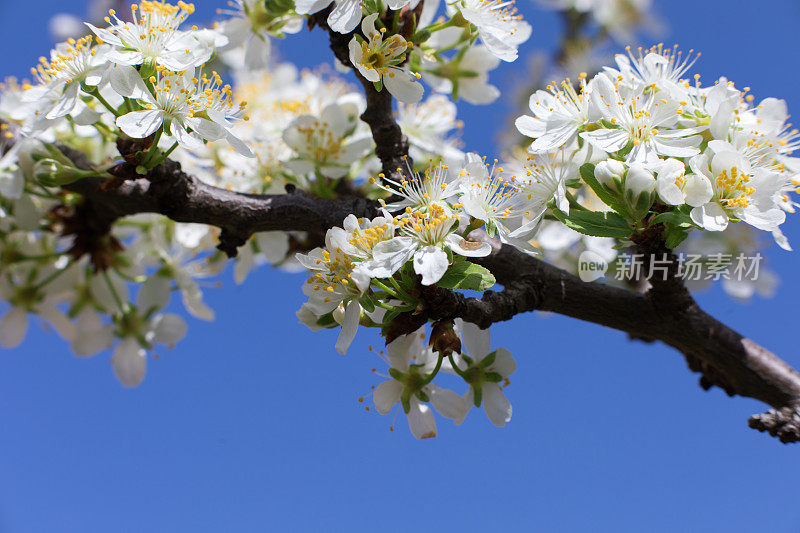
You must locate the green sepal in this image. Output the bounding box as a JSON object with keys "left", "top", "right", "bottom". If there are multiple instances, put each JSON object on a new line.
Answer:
{"left": 315, "top": 312, "right": 338, "bottom": 329}
{"left": 479, "top": 350, "right": 496, "bottom": 368}
{"left": 484, "top": 371, "right": 503, "bottom": 383}
{"left": 472, "top": 384, "right": 482, "bottom": 407}
{"left": 579, "top": 163, "right": 633, "bottom": 219}
{"left": 400, "top": 390, "right": 411, "bottom": 413}
{"left": 359, "top": 292, "right": 376, "bottom": 314}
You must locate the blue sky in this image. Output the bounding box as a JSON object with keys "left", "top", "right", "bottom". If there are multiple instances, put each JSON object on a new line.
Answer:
{"left": 1, "top": 1, "right": 799, "bottom": 532}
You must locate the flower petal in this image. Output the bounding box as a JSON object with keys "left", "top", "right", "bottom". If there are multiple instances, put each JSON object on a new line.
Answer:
{"left": 116, "top": 110, "right": 163, "bottom": 139}
{"left": 408, "top": 398, "right": 437, "bottom": 439}
{"left": 334, "top": 300, "right": 361, "bottom": 355}
{"left": 482, "top": 384, "right": 512, "bottom": 427}
{"left": 373, "top": 380, "right": 403, "bottom": 414}
{"left": 111, "top": 338, "right": 147, "bottom": 387}
{"left": 0, "top": 308, "right": 28, "bottom": 348}
{"left": 413, "top": 245, "right": 450, "bottom": 285}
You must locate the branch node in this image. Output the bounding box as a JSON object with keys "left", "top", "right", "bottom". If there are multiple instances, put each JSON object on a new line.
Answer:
{"left": 748, "top": 406, "right": 800, "bottom": 443}
{"left": 217, "top": 229, "right": 248, "bottom": 258}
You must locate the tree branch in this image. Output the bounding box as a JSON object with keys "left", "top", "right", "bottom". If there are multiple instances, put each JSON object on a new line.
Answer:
{"left": 59, "top": 147, "right": 380, "bottom": 257}
{"left": 414, "top": 232, "right": 800, "bottom": 442}
{"left": 311, "top": 10, "right": 412, "bottom": 181}
{"left": 48, "top": 15, "right": 800, "bottom": 443}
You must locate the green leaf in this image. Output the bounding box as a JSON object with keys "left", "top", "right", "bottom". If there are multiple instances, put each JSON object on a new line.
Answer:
{"left": 552, "top": 208, "right": 632, "bottom": 239}
{"left": 579, "top": 164, "right": 632, "bottom": 219}
{"left": 665, "top": 226, "right": 689, "bottom": 248}
{"left": 436, "top": 260, "right": 496, "bottom": 291}
{"left": 650, "top": 211, "right": 697, "bottom": 229}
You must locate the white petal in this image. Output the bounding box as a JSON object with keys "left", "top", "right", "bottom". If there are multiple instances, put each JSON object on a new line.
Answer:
{"left": 37, "top": 305, "right": 76, "bottom": 341}
{"left": 656, "top": 180, "right": 684, "bottom": 206}
{"left": 413, "top": 245, "right": 450, "bottom": 285}
{"left": 482, "top": 384, "right": 512, "bottom": 427}
{"left": 255, "top": 232, "right": 290, "bottom": 263}
{"left": 111, "top": 338, "right": 147, "bottom": 387}
{"left": 428, "top": 384, "right": 468, "bottom": 421}
{"left": 46, "top": 83, "right": 79, "bottom": 119}
{"left": 515, "top": 114, "right": 546, "bottom": 138}
{"left": 460, "top": 320, "right": 490, "bottom": 361}
{"left": 360, "top": 13, "right": 381, "bottom": 40}
{"left": 108, "top": 64, "right": 151, "bottom": 100}
{"left": 173, "top": 123, "right": 206, "bottom": 151}
{"left": 0, "top": 308, "right": 28, "bottom": 348}
{"left": 773, "top": 228, "right": 792, "bottom": 251}
{"left": 225, "top": 132, "right": 254, "bottom": 158}
{"left": 244, "top": 34, "right": 271, "bottom": 70}
{"left": 740, "top": 207, "right": 785, "bottom": 231}
{"left": 106, "top": 49, "right": 146, "bottom": 67}
{"left": 373, "top": 380, "right": 403, "bottom": 414}
{"left": 444, "top": 234, "right": 492, "bottom": 257}
{"left": 580, "top": 129, "right": 630, "bottom": 153}
{"left": 408, "top": 398, "right": 437, "bottom": 439}
{"left": 358, "top": 237, "right": 416, "bottom": 278}
{"left": 181, "top": 282, "right": 215, "bottom": 321}
{"left": 384, "top": 69, "right": 424, "bottom": 104}
{"left": 152, "top": 314, "right": 187, "bottom": 348}
{"left": 490, "top": 347, "right": 516, "bottom": 377}
{"left": 682, "top": 174, "right": 713, "bottom": 207}
{"left": 386, "top": 332, "right": 419, "bottom": 370}
{"left": 294, "top": 0, "right": 331, "bottom": 15}
{"left": 334, "top": 300, "right": 361, "bottom": 355}
{"left": 71, "top": 312, "right": 113, "bottom": 357}
{"left": 137, "top": 275, "right": 171, "bottom": 313}
{"left": 234, "top": 245, "right": 254, "bottom": 284}
{"left": 116, "top": 110, "right": 163, "bottom": 139}
{"left": 328, "top": 0, "right": 362, "bottom": 33}
{"left": 690, "top": 203, "right": 728, "bottom": 231}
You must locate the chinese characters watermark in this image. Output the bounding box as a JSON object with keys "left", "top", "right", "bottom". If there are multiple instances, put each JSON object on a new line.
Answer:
{"left": 578, "top": 251, "right": 763, "bottom": 283}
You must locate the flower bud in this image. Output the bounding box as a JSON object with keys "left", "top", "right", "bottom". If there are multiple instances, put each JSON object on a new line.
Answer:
{"left": 429, "top": 320, "right": 461, "bottom": 356}
{"left": 624, "top": 164, "right": 656, "bottom": 219}
{"left": 595, "top": 159, "right": 626, "bottom": 191}
{"left": 33, "top": 158, "right": 85, "bottom": 187}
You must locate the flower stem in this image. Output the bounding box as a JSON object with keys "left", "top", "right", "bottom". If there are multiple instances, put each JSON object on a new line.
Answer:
{"left": 103, "top": 270, "right": 127, "bottom": 313}
{"left": 447, "top": 353, "right": 468, "bottom": 379}
{"left": 422, "top": 353, "right": 444, "bottom": 384}
{"left": 371, "top": 279, "right": 399, "bottom": 299}
{"left": 87, "top": 87, "right": 119, "bottom": 117}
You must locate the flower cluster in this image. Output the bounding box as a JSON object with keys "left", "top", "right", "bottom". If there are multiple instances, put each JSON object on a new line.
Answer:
{"left": 515, "top": 44, "right": 797, "bottom": 250}
{"left": 287, "top": 0, "right": 532, "bottom": 104}
{"left": 2, "top": 0, "right": 797, "bottom": 442}
{"left": 371, "top": 320, "right": 515, "bottom": 438}
{"left": 0, "top": 1, "right": 475, "bottom": 401}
